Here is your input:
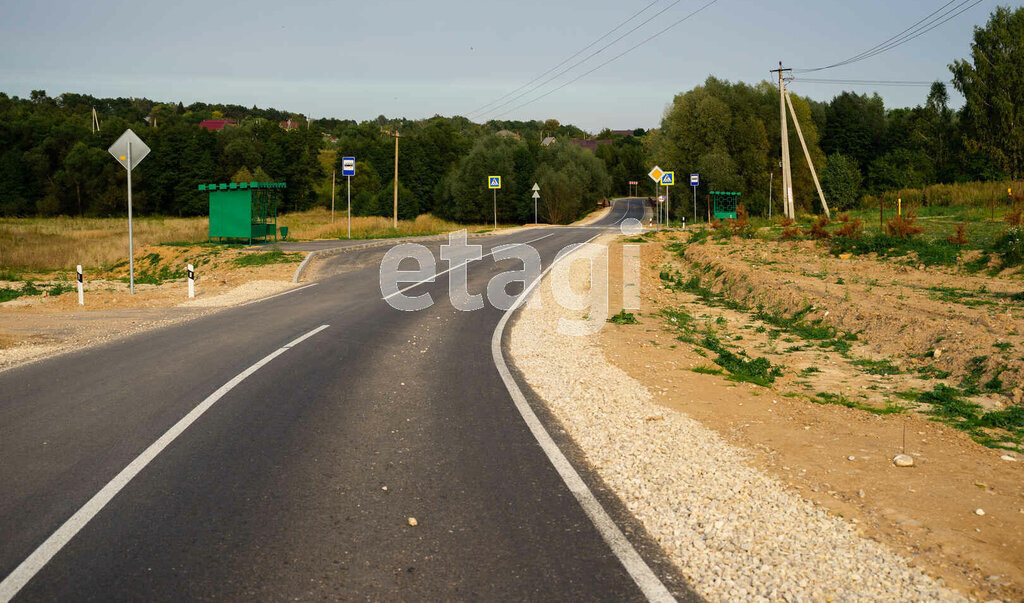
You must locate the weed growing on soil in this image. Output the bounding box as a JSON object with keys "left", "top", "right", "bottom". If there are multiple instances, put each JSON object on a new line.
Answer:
{"left": 815, "top": 392, "right": 905, "bottom": 415}
{"left": 753, "top": 305, "right": 857, "bottom": 353}
{"left": 852, "top": 357, "right": 902, "bottom": 375}
{"left": 690, "top": 365, "right": 724, "bottom": 375}
{"left": 917, "top": 364, "right": 952, "bottom": 379}
{"left": 233, "top": 248, "right": 302, "bottom": 267}
{"left": 918, "top": 384, "right": 1023, "bottom": 450}
{"left": 829, "top": 234, "right": 961, "bottom": 266}
{"left": 959, "top": 356, "right": 989, "bottom": 394}
{"left": 608, "top": 310, "right": 639, "bottom": 325}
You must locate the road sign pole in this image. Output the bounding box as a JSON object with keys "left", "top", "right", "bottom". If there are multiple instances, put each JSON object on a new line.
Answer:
{"left": 693, "top": 187, "right": 697, "bottom": 223}
{"left": 347, "top": 175, "right": 352, "bottom": 239}
{"left": 534, "top": 195, "right": 538, "bottom": 224}
{"left": 493, "top": 189, "right": 497, "bottom": 230}
{"left": 127, "top": 140, "right": 134, "bottom": 295}
{"left": 331, "top": 169, "right": 336, "bottom": 223}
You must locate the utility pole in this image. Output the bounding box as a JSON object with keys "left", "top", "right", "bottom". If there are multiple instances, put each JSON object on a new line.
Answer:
{"left": 785, "top": 90, "right": 831, "bottom": 218}
{"left": 91, "top": 107, "right": 100, "bottom": 133}
{"left": 769, "top": 170, "right": 774, "bottom": 219}
{"left": 382, "top": 130, "right": 401, "bottom": 228}
{"left": 772, "top": 62, "right": 794, "bottom": 219}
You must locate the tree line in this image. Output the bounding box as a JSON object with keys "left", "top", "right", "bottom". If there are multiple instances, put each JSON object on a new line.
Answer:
{"left": 1, "top": 6, "right": 1021, "bottom": 224}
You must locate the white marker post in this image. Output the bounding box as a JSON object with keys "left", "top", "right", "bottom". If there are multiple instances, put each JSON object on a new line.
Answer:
{"left": 108, "top": 129, "right": 150, "bottom": 295}
{"left": 187, "top": 264, "right": 195, "bottom": 299}
{"left": 76, "top": 265, "right": 84, "bottom": 305}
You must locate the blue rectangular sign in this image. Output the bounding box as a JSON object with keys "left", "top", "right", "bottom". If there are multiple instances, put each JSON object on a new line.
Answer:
{"left": 690, "top": 174, "right": 699, "bottom": 187}
{"left": 342, "top": 157, "right": 356, "bottom": 177}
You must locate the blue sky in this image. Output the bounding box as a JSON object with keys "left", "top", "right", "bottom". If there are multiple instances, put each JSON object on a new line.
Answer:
{"left": 0, "top": 0, "right": 1001, "bottom": 131}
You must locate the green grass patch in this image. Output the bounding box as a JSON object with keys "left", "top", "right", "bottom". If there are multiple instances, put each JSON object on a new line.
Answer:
{"left": 852, "top": 357, "right": 902, "bottom": 375}
{"left": 608, "top": 309, "right": 639, "bottom": 325}
{"left": 233, "top": 248, "right": 302, "bottom": 267}
{"left": 690, "top": 365, "right": 724, "bottom": 375}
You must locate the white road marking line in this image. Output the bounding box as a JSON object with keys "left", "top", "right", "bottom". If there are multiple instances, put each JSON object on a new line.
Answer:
{"left": 240, "top": 282, "right": 319, "bottom": 306}
{"left": 381, "top": 232, "right": 554, "bottom": 301}
{"left": 491, "top": 235, "right": 676, "bottom": 603}
{"left": 0, "top": 324, "right": 331, "bottom": 602}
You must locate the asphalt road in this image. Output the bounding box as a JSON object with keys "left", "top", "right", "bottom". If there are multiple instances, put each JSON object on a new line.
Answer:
{"left": 0, "top": 198, "right": 696, "bottom": 601}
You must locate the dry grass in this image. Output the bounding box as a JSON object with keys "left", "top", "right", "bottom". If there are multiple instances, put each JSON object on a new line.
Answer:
{"left": 0, "top": 216, "right": 207, "bottom": 272}
{"left": 1, "top": 209, "right": 497, "bottom": 272}
{"left": 863, "top": 180, "right": 1023, "bottom": 208}
{"left": 278, "top": 209, "right": 494, "bottom": 240}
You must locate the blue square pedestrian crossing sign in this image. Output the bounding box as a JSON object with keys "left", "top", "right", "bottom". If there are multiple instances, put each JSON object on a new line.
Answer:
{"left": 661, "top": 172, "right": 675, "bottom": 186}
{"left": 488, "top": 176, "right": 501, "bottom": 189}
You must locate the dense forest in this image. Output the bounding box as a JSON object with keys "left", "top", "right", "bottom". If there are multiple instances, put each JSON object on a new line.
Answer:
{"left": 1, "top": 6, "right": 1021, "bottom": 223}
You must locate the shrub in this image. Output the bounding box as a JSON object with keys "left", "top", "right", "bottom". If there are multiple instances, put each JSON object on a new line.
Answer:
{"left": 1006, "top": 206, "right": 1023, "bottom": 228}
{"left": 710, "top": 219, "right": 725, "bottom": 230}
{"left": 835, "top": 217, "right": 864, "bottom": 239}
{"left": 947, "top": 223, "right": 968, "bottom": 246}
{"left": 885, "top": 210, "right": 924, "bottom": 239}
{"left": 805, "top": 215, "right": 831, "bottom": 240}
{"left": 993, "top": 226, "right": 1024, "bottom": 266}
{"left": 730, "top": 205, "right": 753, "bottom": 238}
{"left": 836, "top": 212, "right": 851, "bottom": 223}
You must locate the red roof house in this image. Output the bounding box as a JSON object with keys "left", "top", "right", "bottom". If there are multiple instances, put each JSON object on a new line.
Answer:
{"left": 199, "top": 119, "right": 237, "bottom": 131}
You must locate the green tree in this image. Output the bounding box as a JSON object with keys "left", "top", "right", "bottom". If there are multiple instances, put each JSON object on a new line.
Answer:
{"left": 951, "top": 6, "right": 1024, "bottom": 178}
{"left": 820, "top": 154, "right": 863, "bottom": 210}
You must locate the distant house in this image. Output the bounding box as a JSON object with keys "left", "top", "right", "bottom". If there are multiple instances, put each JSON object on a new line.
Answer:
{"left": 610, "top": 129, "right": 635, "bottom": 137}
{"left": 199, "top": 118, "right": 237, "bottom": 131}
{"left": 280, "top": 120, "right": 302, "bottom": 131}
{"left": 570, "top": 138, "right": 612, "bottom": 153}
{"left": 541, "top": 136, "right": 556, "bottom": 147}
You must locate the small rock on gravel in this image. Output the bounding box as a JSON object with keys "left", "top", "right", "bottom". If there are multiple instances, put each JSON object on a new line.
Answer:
{"left": 893, "top": 454, "right": 915, "bottom": 467}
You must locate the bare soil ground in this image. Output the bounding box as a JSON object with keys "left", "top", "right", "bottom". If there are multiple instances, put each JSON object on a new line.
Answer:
{"left": 0, "top": 243, "right": 301, "bottom": 371}
{"left": 599, "top": 232, "right": 1024, "bottom": 602}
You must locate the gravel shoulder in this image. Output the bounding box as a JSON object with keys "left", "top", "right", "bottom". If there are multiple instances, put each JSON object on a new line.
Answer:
{"left": 509, "top": 233, "right": 967, "bottom": 602}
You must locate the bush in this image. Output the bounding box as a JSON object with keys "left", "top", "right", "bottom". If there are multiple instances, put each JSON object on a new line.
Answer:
{"left": 729, "top": 204, "right": 753, "bottom": 238}
{"left": 835, "top": 216, "right": 864, "bottom": 239}
{"left": 947, "top": 223, "right": 968, "bottom": 246}
{"left": 805, "top": 215, "right": 831, "bottom": 239}
{"left": 779, "top": 217, "right": 801, "bottom": 240}
{"left": 885, "top": 210, "right": 924, "bottom": 239}
{"left": 1006, "top": 206, "right": 1023, "bottom": 227}
{"left": 993, "top": 226, "right": 1024, "bottom": 266}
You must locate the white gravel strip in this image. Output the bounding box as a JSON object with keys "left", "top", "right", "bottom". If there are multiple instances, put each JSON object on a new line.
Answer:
{"left": 508, "top": 237, "right": 965, "bottom": 602}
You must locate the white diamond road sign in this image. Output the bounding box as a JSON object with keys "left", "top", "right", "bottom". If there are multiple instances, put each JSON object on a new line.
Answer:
{"left": 107, "top": 129, "right": 150, "bottom": 171}
{"left": 648, "top": 166, "right": 664, "bottom": 183}
{"left": 342, "top": 157, "right": 355, "bottom": 177}
{"left": 488, "top": 176, "right": 501, "bottom": 189}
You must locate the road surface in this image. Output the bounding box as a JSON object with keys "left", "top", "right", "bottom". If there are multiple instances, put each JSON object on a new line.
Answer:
{"left": 0, "top": 199, "right": 695, "bottom": 601}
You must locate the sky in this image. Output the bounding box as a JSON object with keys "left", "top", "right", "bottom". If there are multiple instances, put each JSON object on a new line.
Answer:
{"left": 0, "top": 0, "right": 1003, "bottom": 132}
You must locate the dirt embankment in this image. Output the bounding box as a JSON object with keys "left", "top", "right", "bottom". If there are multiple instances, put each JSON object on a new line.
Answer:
{"left": 0, "top": 244, "right": 302, "bottom": 371}
{"left": 595, "top": 232, "right": 1023, "bottom": 601}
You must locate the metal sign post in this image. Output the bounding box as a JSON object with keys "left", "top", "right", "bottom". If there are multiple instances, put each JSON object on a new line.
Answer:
{"left": 661, "top": 172, "right": 674, "bottom": 226}
{"left": 342, "top": 157, "right": 355, "bottom": 238}
{"left": 107, "top": 129, "right": 150, "bottom": 295}
{"left": 690, "top": 173, "right": 699, "bottom": 223}
{"left": 531, "top": 182, "right": 540, "bottom": 224}
{"left": 488, "top": 176, "right": 501, "bottom": 229}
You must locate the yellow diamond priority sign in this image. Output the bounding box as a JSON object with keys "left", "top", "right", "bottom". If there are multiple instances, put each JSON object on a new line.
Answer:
{"left": 648, "top": 166, "right": 664, "bottom": 183}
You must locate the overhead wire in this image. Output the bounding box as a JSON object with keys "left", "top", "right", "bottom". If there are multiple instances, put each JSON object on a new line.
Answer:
{"left": 465, "top": 0, "right": 662, "bottom": 117}
{"left": 489, "top": 0, "right": 720, "bottom": 120}
{"left": 795, "top": 0, "right": 986, "bottom": 73}
{"left": 473, "top": 0, "right": 696, "bottom": 120}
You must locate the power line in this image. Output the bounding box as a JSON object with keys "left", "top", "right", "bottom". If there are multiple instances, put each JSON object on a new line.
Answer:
{"left": 791, "top": 78, "right": 941, "bottom": 87}
{"left": 474, "top": 0, "right": 693, "bottom": 120}
{"left": 465, "top": 0, "right": 662, "bottom": 117}
{"left": 795, "top": 0, "right": 986, "bottom": 73}
{"left": 490, "top": 0, "right": 720, "bottom": 120}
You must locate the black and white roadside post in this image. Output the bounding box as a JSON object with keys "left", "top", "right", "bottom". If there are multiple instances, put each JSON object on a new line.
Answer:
{"left": 187, "top": 264, "right": 195, "bottom": 299}
{"left": 76, "top": 265, "right": 84, "bottom": 306}
{"left": 531, "top": 182, "right": 540, "bottom": 224}
{"left": 107, "top": 129, "right": 151, "bottom": 295}
{"left": 342, "top": 157, "right": 355, "bottom": 239}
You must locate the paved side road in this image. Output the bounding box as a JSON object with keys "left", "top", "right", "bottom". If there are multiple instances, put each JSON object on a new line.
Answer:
{"left": 0, "top": 199, "right": 695, "bottom": 601}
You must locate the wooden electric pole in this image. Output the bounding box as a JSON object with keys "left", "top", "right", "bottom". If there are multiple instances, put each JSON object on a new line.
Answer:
{"left": 771, "top": 63, "right": 794, "bottom": 219}
{"left": 382, "top": 129, "right": 401, "bottom": 228}
{"left": 785, "top": 89, "right": 831, "bottom": 218}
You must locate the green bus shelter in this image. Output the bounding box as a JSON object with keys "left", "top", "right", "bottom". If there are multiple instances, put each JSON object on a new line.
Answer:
{"left": 710, "top": 191, "right": 741, "bottom": 220}
{"left": 200, "top": 182, "right": 286, "bottom": 244}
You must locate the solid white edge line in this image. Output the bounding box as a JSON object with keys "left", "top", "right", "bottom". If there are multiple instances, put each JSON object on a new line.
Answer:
{"left": 0, "top": 324, "right": 331, "bottom": 602}
{"left": 382, "top": 232, "right": 554, "bottom": 301}
{"left": 490, "top": 231, "right": 676, "bottom": 603}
